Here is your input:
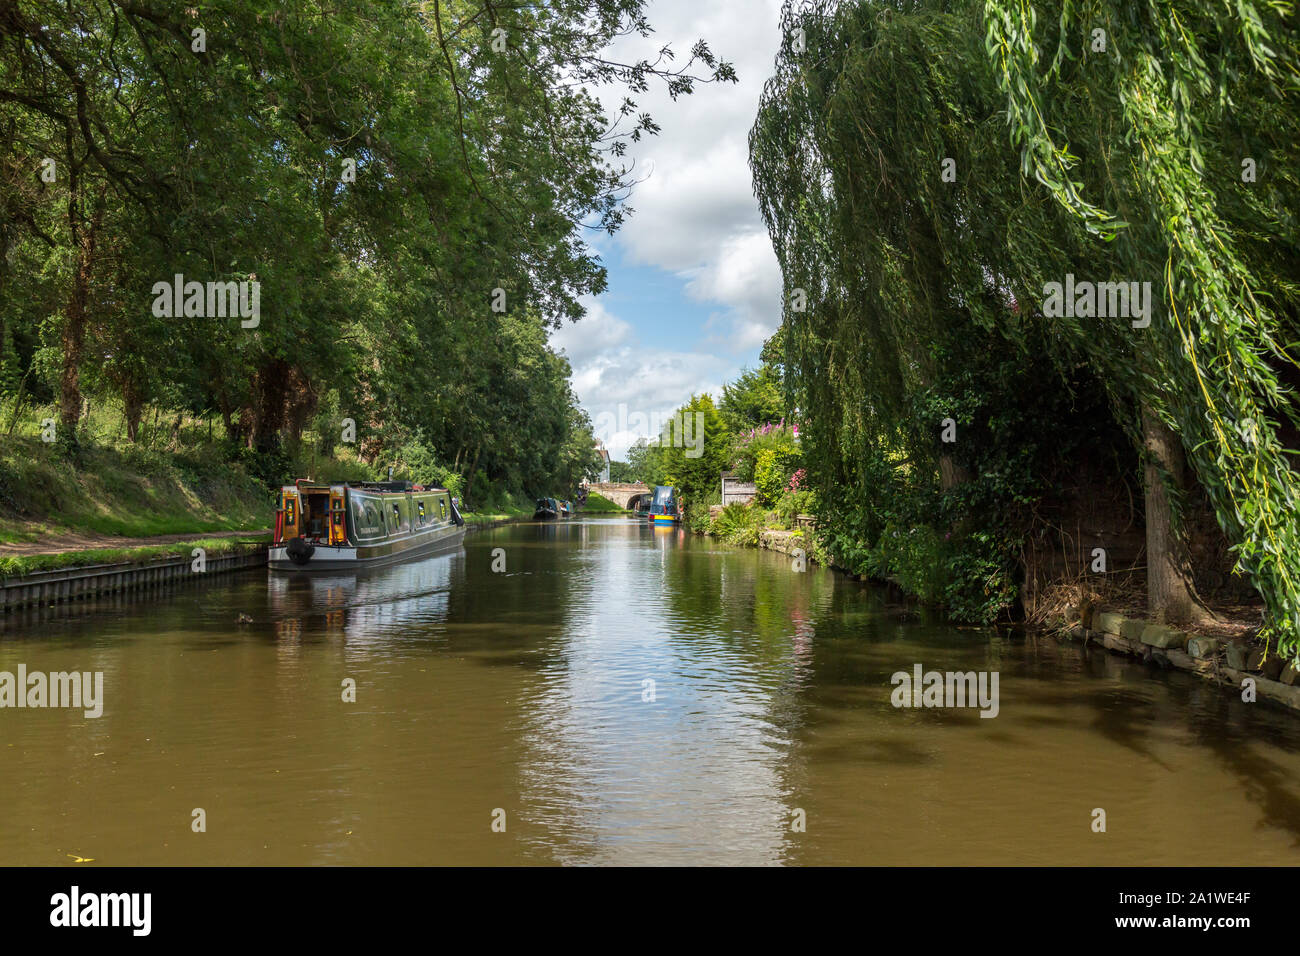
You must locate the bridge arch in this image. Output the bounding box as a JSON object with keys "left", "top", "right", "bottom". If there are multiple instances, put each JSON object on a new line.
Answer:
{"left": 585, "top": 482, "right": 651, "bottom": 510}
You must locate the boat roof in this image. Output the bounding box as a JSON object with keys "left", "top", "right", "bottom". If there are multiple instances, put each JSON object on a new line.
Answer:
{"left": 286, "top": 479, "right": 448, "bottom": 494}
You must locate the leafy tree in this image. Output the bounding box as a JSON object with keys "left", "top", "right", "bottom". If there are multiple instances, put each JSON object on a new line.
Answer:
{"left": 659, "top": 393, "right": 731, "bottom": 525}
{"left": 0, "top": 0, "right": 735, "bottom": 510}
{"left": 751, "top": 0, "right": 1300, "bottom": 646}
{"left": 608, "top": 459, "right": 637, "bottom": 483}
{"left": 719, "top": 363, "right": 786, "bottom": 433}
{"left": 626, "top": 437, "right": 668, "bottom": 488}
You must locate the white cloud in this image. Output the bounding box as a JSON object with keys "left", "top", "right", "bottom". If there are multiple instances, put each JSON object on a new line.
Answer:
{"left": 599, "top": 0, "right": 785, "bottom": 343}
{"left": 550, "top": 299, "right": 634, "bottom": 366}
{"left": 551, "top": 297, "right": 731, "bottom": 459}
{"left": 685, "top": 229, "right": 783, "bottom": 351}
{"left": 552, "top": 1, "right": 787, "bottom": 460}
{"left": 575, "top": 347, "right": 729, "bottom": 460}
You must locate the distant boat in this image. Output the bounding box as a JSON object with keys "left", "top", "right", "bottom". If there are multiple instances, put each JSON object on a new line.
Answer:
{"left": 270, "top": 480, "right": 465, "bottom": 571}
{"left": 648, "top": 485, "right": 680, "bottom": 524}
{"left": 533, "top": 497, "right": 560, "bottom": 520}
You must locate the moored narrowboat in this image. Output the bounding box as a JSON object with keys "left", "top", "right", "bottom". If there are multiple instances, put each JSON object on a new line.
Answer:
{"left": 534, "top": 497, "right": 559, "bottom": 520}
{"left": 270, "top": 479, "right": 465, "bottom": 571}
{"left": 648, "top": 485, "right": 679, "bottom": 524}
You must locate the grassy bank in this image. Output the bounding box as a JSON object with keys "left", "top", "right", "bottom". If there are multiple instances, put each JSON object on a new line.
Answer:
{"left": 0, "top": 435, "right": 270, "bottom": 544}
{"left": 580, "top": 492, "right": 628, "bottom": 513}
{"left": 461, "top": 495, "right": 534, "bottom": 524}
{"left": 1, "top": 403, "right": 566, "bottom": 551}
{"left": 0, "top": 534, "right": 270, "bottom": 577}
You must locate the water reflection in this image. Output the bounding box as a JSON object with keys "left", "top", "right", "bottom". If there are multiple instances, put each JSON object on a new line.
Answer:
{"left": 266, "top": 555, "right": 456, "bottom": 643}
{"left": 1, "top": 517, "right": 1299, "bottom": 865}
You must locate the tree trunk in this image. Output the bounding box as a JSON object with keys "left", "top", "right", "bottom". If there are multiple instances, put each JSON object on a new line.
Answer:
{"left": 938, "top": 454, "right": 969, "bottom": 490}
{"left": 219, "top": 403, "right": 237, "bottom": 445}
{"left": 59, "top": 238, "right": 92, "bottom": 437}
{"left": 1141, "top": 404, "right": 1203, "bottom": 624}
{"left": 59, "top": 186, "right": 106, "bottom": 442}
{"left": 5, "top": 366, "right": 31, "bottom": 437}
{"left": 465, "top": 442, "right": 481, "bottom": 506}
{"left": 249, "top": 359, "right": 291, "bottom": 452}
{"left": 123, "top": 387, "right": 144, "bottom": 443}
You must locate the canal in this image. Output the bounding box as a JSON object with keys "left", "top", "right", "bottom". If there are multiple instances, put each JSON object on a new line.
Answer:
{"left": 3, "top": 516, "right": 1299, "bottom": 865}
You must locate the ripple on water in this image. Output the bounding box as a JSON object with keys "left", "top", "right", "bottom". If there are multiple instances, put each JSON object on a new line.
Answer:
{"left": 1, "top": 519, "right": 1299, "bottom": 864}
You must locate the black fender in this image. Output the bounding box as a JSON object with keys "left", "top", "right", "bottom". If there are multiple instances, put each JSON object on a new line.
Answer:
{"left": 285, "top": 536, "right": 315, "bottom": 565}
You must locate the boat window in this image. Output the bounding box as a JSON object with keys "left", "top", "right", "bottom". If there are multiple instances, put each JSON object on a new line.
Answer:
{"left": 418, "top": 501, "right": 426, "bottom": 524}
{"left": 440, "top": 499, "right": 447, "bottom": 518}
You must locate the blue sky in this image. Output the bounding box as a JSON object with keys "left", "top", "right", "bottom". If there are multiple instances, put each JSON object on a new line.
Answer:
{"left": 591, "top": 247, "right": 703, "bottom": 343}
{"left": 549, "top": 0, "right": 786, "bottom": 461}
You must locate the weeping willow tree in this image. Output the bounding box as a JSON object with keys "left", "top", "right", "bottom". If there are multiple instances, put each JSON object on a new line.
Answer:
{"left": 750, "top": 0, "right": 1300, "bottom": 654}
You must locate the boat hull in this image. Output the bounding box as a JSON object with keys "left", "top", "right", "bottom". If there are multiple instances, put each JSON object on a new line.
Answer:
{"left": 270, "top": 524, "right": 466, "bottom": 572}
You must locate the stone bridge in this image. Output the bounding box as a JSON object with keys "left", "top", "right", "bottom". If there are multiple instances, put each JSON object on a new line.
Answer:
{"left": 586, "top": 482, "right": 651, "bottom": 510}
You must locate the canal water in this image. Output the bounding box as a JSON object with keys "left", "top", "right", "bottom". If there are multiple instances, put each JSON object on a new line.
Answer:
{"left": 2, "top": 517, "right": 1299, "bottom": 865}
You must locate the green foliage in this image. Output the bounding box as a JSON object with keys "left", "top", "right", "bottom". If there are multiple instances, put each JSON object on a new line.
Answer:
{"left": 582, "top": 492, "right": 626, "bottom": 512}
{"left": 774, "top": 488, "right": 816, "bottom": 526}
{"left": 385, "top": 438, "right": 463, "bottom": 496}
{"left": 720, "top": 364, "right": 786, "bottom": 433}
{"left": 751, "top": 0, "right": 1300, "bottom": 639}
{"left": 733, "top": 423, "right": 801, "bottom": 479}
{"left": 0, "top": 535, "right": 268, "bottom": 578}
{"left": 0, "top": 423, "right": 269, "bottom": 537}
{"left": 709, "top": 501, "right": 767, "bottom": 547}
{"left": 234, "top": 444, "right": 295, "bottom": 490}
{"left": 626, "top": 438, "right": 669, "bottom": 488}
{"left": 0, "top": 1, "right": 734, "bottom": 525}
{"left": 659, "top": 394, "right": 733, "bottom": 528}
{"left": 608, "top": 460, "right": 637, "bottom": 483}
{"left": 737, "top": 425, "right": 803, "bottom": 505}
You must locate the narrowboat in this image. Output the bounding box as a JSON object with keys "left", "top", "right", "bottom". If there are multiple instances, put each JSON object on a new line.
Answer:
{"left": 648, "top": 485, "right": 680, "bottom": 524}
{"left": 270, "top": 479, "right": 465, "bottom": 571}
{"left": 534, "top": 497, "right": 559, "bottom": 520}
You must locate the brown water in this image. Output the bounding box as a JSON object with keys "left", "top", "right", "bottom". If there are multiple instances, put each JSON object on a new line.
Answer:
{"left": 2, "top": 517, "right": 1298, "bottom": 865}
